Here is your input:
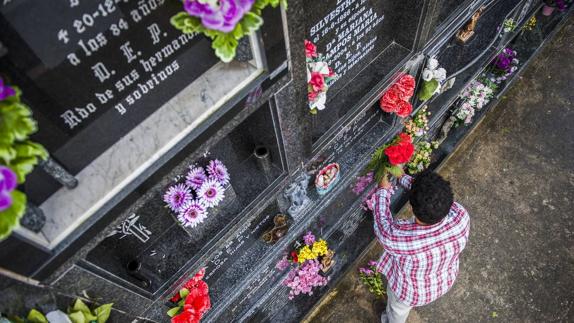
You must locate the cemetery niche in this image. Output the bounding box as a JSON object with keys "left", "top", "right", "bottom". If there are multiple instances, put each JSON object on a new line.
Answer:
{"left": 0, "top": 0, "right": 571, "bottom": 322}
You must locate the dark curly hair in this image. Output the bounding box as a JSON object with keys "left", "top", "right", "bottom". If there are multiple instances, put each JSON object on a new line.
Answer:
{"left": 409, "top": 170, "right": 454, "bottom": 225}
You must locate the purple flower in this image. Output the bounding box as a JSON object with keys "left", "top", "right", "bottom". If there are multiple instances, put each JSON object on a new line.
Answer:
{"left": 303, "top": 231, "right": 316, "bottom": 246}
{"left": 275, "top": 256, "right": 290, "bottom": 271}
{"left": 186, "top": 166, "right": 207, "bottom": 190}
{"left": 163, "top": 183, "right": 193, "bottom": 212}
{"left": 368, "top": 260, "right": 378, "bottom": 267}
{"left": 178, "top": 200, "right": 208, "bottom": 227}
{"left": 206, "top": 159, "right": 230, "bottom": 185}
{"left": 184, "top": 0, "right": 255, "bottom": 33}
{"left": 283, "top": 259, "right": 328, "bottom": 300}
{"left": 0, "top": 166, "right": 17, "bottom": 211}
{"left": 0, "top": 78, "right": 16, "bottom": 101}
{"left": 197, "top": 178, "right": 225, "bottom": 207}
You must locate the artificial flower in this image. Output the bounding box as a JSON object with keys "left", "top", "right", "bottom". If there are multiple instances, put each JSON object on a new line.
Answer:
{"left": 186, "top": 166, "right": 208, "bottom": 190}
{"left": 303, "top": 231, "right": 316, "bottom": 246}
{"left": 434, "top": 68, "right": 447, "bottom": 82}
{"left": 183, "top": 0, "right": 255, "bottom": 33}
{"left": 206, "top": 159, "right": 229, "bottom": 185}
{"left": 0, "top": 166, "right": 17, "bottom": 211}
{"left": 309, "top": 72, "right": 326, "bottom": 92}
{"left": 290, "top": 250, "right": 298, "bottom": 263}
{"left": 297, "top": 245, "right": 316, "bottom": 263}
{"left": 398, "top": 133, "right": 412, "bottom": 143}
{"left": 422, "top": 69, "right": 434, "bottom": 82}
{"left": 426, "top": 57, "right": 439, "bottom": 70}
{"left": 311, "top": 239, "right": 328, "bottom": 257}
{"left": 164, "top": 183, "right": 193, "bottom": 212}
{"left": 311, "top": 91, "right": 327, "bottom": 111}
{"left": 197, "top": 179, "right": 224, "bottom": 207}
{"left": 283, "top": 259, "right": 328, "bottom": 300}
{"left": 0, "top": 77, "right": 16, "bottom": 101}
{"left": 395, "top": 100, "right": 413, "bottom": 118}
{"left": 396, "top": 74, "right": 415, "bottom": 98}
{"left": 178, "top": 200, "right": 208, "bottom": 227}
{"left": 276, "top": 256, "right": 290, "bottom": 271}
{"left": 304, "top": 39, "right": 317, "bottom": 58}
{"left": 379, "top": 88, "right": 401, "bottom": 113}
{"left": 384, "top": 140, "right": 414, "bottom": 165}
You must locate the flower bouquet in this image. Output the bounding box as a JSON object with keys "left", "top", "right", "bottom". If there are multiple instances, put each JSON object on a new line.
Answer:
{"left": 358, "top": 260, "right": 386, "bottom": 298}
{"left": 406, "top": 141, "right": 438, "bottom": 175}
{"left": 171, "top": 0, "right": 287, "bottom": 62}
{"left": 164, "top": 159, "right": 230, "bottom": 228}
{"left": 0, "top": 77, "right": 48, "bottom": 240}
{"left": 365, "top": 132, "right": 415, "bottom": 184}
{"left": 453, "top": 79, "right": 496, "bottom": 126}
{"left": 314, "top": 162, "right": 340, "bottom": 195}
{"left": 418, "top": 57, "right": 447, "bottom": 101}
{"left": 403, "top": 106, "right": 430, "bottom": 139}
{"left": 168, "top": 269, "right": 211, "bottom": 323}
{"left": 6, "top": 299, "right": 113, "bottom": 323}
{"left": 522, "top": 16, "right": 537, "bottom": 31}
{"left": 487, "top": 47, "right": 519, "bottom": 84}
{"left": 379, "top": 74, "right": 416, "bottom": 118}
{"left": 502, "top": 18, "right": 517, "bottom": 33}
{"left": 275, "top": 231, "right": 334, "bottom": 300}
{"left": 306, "top": 40, "right": 337, "bottom": 114}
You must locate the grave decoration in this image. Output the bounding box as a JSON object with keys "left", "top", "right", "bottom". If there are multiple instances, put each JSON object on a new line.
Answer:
{"left": 261, "top": 213, "right": 290, "bottom": 244}
{"left": 365, "top": 132, "right": 415, "bottom": 185}
{"left": 406, "top": 141, "right": 438, "bottom": 175}
{"left": 314, "top": 163, "right": 340, "bottom": 196}
{"left": 171, "top": 0, "right": 287, "bottom": 62}
{"left": 379, "top": 74, "right": 416, "bottom": 118}
{"left": 167, "top": 268, "right": 211, "bottom": 323}
{"left": 275, "top": 231, "right": 334, "bottom": 300}
{"left": 543, "top": 0, "right": 567, "bottom": 16}
{"left": 305, "top": 40, "right": 337, "bottom": 114}
{"left": 486, "top": 47, "right": 520, "bottom": 84}
{"left": 404, "top": 106, "right": 430, "bottom": 139}
{"left": 418, "top": 58, "right": 447, "bottom": 102}
{"left": 522, "top": 16, "right": 537, "bottom": 31}
{"left": 358, "top": 260, "right": 385, "bottom": 299}
{"left": 453, "top": 79, "right": 497, "bottom": 126}
{"left": 502, "top": 18, "right": 517, "bottom": 33}
{"left": 0, "top": 78, "right": 48, "bottom": 240}
{"left": 456, "top": 6, "right": 485, "bottom": 44}
{"left": 163, "top": 159, "right": 229, "bottom": 228}
{"left": 6, "top": 299, "right": 113, "bottom": 323}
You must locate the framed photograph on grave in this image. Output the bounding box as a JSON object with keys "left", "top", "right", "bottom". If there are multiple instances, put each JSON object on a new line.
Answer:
{"left": 304, "top": 0, "right": 427, "bottom": 148}
{"left": 0, "top": 1, "right": 283, "bottom": 249}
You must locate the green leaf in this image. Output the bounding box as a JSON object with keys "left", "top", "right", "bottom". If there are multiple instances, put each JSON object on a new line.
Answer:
{"left": 26, "top": 309, "right": 48, "bottom": 323}
{"left": 166, "top": 307, "right": 181, "bottom": 318}
{"left": 417, "top": 79, "right": 439, "bottom": 101}
{"left": 388, "top": 165, "right": 404, "bottom": 178}
{"left": 10, "top": 156, "right": 40, "bottom": 183}
{"left": 231, "top": 23, "right": 245, "bottom": 39}
{"left": 14, "top": 141, "right": 48, "bottom": 160}
{"left": 67, "top": 311, "right": 86, "bottom": 323}
{"left": 0, "top": 144, "right": 17, "bottom": 163}
{"left": 71, "top": 299, "right": 94, "bottom": 318}
{"left": 212, "top": 33, "right": 238, "bottom": 63}
{"left": 0, "top": 190, "right": 26, "bottom": 241}
{"left": 240, "top": 12, "right": 263, "bottom": 35}
{"left": 94, "top": 303, "right": 113, "bottom": 323}
{"left": 179, "top": 288, "right": 190, "bottom": 298}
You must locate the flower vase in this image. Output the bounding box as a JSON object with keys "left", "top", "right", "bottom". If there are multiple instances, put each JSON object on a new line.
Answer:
{"left": 315, "top": 163, "right": 340, "bottom": 196}
{"left": 542, "top": 5, "right": 555, "bottom": 16}
{"left": 254, "top": 146, "right": 273, "bottom": 184}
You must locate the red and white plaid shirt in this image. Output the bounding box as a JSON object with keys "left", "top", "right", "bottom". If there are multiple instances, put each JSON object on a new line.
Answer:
{"left": 373, "top": 175, "right": 470, "bottom": 307}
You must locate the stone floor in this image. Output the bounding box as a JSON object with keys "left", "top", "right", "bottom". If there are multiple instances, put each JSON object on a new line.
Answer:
{"left": 304, "top": 16, "right": 574, "bottom": 323}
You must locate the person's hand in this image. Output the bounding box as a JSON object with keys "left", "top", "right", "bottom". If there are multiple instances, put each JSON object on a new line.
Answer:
{"left": 378, "top": 174, "right": 392, "bottom": 189}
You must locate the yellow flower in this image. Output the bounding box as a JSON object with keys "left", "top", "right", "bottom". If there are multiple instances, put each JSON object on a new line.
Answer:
{"left": 312, "top": 239, "right": 329, "bottom": 257}
{"left": 297, "top": 245, "right": 318, "bottom": 263}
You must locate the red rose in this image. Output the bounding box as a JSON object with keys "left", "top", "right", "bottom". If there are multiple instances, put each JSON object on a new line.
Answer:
{"left": 327, "top": 67, "right": 336, "bottom": 77}
{"left": 384, "top": 141, "right": 415, "bottom": 165}
{"left": 395, "top": 100, "right": 413, "bottom": 118}
{"left": 309, "top": 72, "right": 325, "bottom": 92}
{"left": 308, "top": 90, "right": 318, "bottom": 102}
{"left": 305, "top": 40, "right": 317, "bottom": 58}
{"left": 291, "top": 251, "right": 298, "bottom": 263}
{"left": 388, "top": 84, "right": 408, "bottom": 101}
{"left": 397, "top": 74, "right": 415, "bottom": 96}
{"left": 379, "top": 88, "right": 401, "bottom": 113}
{"left": 171, "top": 310, "right": 200, "bottom": 323}
{"left": 170, "top": 293, "right": 182, "bottom": 303}
{"left": 398, "top": 133, "right": 412, "bottom": 143}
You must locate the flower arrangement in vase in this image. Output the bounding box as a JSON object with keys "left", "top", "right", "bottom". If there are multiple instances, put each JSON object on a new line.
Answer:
{"left": 453, "top": 79, "right": 497, "bottom": 126}
{"left": 171, "top": 0, "right": 287, "bottom": 62}
{"left": 365, "top": 132, "right": 415, "bottom": 185}
{"left": 358, "top": 260, "right": 386, "bottom": 298}
{"left": 305, "top": 40, "right": 337, "bottom": 114}
{"left": 164, "top": 159, "right": 229, "bottom": 228}
{"left": 275, "top": 231, "right": 334, "bottom": 299}
{"left": 0, "top": 77, "right": 48, "bottom": 240}
{"left": 314, "top": 162, "right": 340, "bottom": 195}
{"left": 418, "top": 57, "right": 447, "bottom": 101}
{"left": 379, "top": 74, "right": 416, "bottom": 117}
{"left": 487, "top": 47, "right": 519, "bottom": 84}
{"left": 167, "top": 268, "right": 211, "bottom": 323}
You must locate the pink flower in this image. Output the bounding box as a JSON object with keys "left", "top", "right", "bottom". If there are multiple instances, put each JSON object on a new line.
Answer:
{"left": 276, "top": 256, "right": 290, "bottom": 271}
{"left": 304, "top": 40, "right": 317, "bottom": 58}
{"left": 186, "top": 166, "right": 207, "bottom": 190}
{"left": 309, "top": 72, "right": 325, "bottom": 92}
{"left": 197, "top": 179, "right": 225, "bottom": 207}
{"left": 178, "top": 200, "right": 208, "bottom": 227}
{"left": 164, "top": 184, "right": 193, "bottom": 212}
{"left": 303, "top": 231, "right": 316, "bottom": 246}
{"left": 206, "top": 159, "right": 229, "bottom": 185}
{"left": 0, "top": 166, "right": 17, "bottom": 211}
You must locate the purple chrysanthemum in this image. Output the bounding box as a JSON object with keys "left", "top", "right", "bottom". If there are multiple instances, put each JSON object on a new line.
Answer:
{"left": 163, "top": 183, "right": 193, "bottom": 212}
{"left": 303, "top": 231, "right": 315, "bottom": 246}
{"left": 0, "top": 77, "right": 16, "bottom": 101}
{"left": 186, "top": 166, "right": 207, "bottom": 190}
{"left": 197, "top": 179, "right": 225, "bottom": 208}
{"left": 206, "top": 159, "right": 230, "bottom": 185}
{"left": 178, "top": 200, "right": 208, "bottom": 227}
{"left": 0, "top": 166, "right": 17, "bottom": 211}
{"left": 183, "top": 0, "right": 255, "bottom": 33}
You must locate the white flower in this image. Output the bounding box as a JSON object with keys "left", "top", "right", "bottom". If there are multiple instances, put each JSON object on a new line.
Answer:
{"left": 312, "top": 92, "right": 327, "bottom": 110}
{"left": 510, "top": 66, "right": 518, "bottom": 73}
{"left": 312, "top": 61, "right": 330, "bottom": 74}
{"left": 433, "top": 68, "right": 447, "bottom": 82}
{"left": 434, "top": 82, "right": 442, "bottom": 94}
{"left": 422, "top": 69, "right": 434, "bottom": 81}
{"left": 512, "top": 58, "right": 519, "bottom": 65}
{"left": 427, "top": 57, "right": 439, "bottom": 70}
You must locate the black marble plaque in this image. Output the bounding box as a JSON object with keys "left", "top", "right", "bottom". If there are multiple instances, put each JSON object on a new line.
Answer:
{"left": 0, "top": 0, "right": 219, "bottom": 173}
{"left": 305, "top": 0, "right": 424, "bottom": 143}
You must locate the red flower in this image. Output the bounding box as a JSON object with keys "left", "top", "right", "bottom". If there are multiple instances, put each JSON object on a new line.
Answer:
{"left": 398, "top": 133, "right": 412, "bottom": 143}
{"left": 379, "top": 88, "right": 401, "bottom": 113}
{"left": 308, "top": 90, "right": 318, "bottom": 102}
{"left": 305, "top": 40, "right": 318, "bottom": 58}
{"left": 384, "top": 140, "right": 415, "bottom": 165}
{"left": 291, "top": 251, "right": 298, "bottom": 263}
{"left": 327, "top": 67, "right": 336, "bottom": 77}
{"left": 395, "top": 100, "right": 413, "bottom": 118}
{"left": 309, "top": 72, "right": 325, "bottom": 92}
{"left": 170, "top": 293, "right": 182, "bottom": 303}
{"left": 172, "top": 309, "right": 201, "bottom": 323}
{"left": 396, "top": 74, "right": 415, "bottom": 98}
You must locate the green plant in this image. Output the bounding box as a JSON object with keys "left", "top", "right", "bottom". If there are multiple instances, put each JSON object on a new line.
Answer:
{"left": 171, "top": 0, "right": 287, "bottom": 62}
{"left": 358, "top": 261, "right": 386, "bottom": 298}
{"left": 9, "top": 299, "right": 113, "bottom": 323}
